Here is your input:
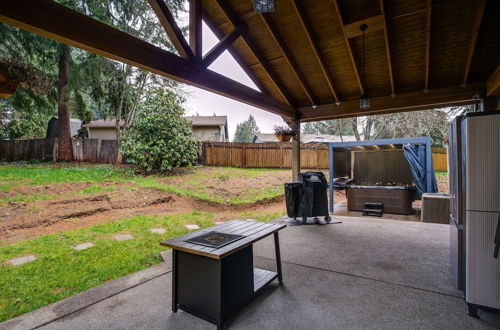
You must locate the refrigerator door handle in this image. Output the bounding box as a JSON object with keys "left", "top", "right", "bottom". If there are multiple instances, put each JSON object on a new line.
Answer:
{"left": 494, "top": 214, "right": 500, "bottom": 259}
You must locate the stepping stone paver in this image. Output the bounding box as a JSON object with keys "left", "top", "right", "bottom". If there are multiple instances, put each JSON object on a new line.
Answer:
{"left": 185, "top": 224, "right": 200, "bottom": 230}
{"left": 73, "top": 242, "right": 94, "bottom": 251}
{"left": 114, "top": 234, "right": 133, "bottom": 241}
{"left": 150, "top": 228, "right": 166, "bottom": 234}
{"left": 7, "top": 255, "right": 36, "bottom": 266}
{"left": 214, "top": 221, "right": 225, "bottom": 225}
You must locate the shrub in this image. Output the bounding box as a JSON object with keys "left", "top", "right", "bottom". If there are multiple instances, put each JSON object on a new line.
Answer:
{"left": 120, "top": 88, "right": 198, "bottom": 172}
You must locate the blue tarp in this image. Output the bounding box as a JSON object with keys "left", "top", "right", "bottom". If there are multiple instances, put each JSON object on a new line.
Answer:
{"left": 403, "top": 144, "right": 438, "bottom": 197}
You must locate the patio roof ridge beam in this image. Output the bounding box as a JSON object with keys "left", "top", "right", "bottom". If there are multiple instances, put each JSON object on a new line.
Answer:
{"left": 189, "top": 0, "right": 203, "bottom": 60}
{"left": 259, "top": 13, "right": 318, "bottom": 106}
{"left": 462, "top": 0, "right": 487, "bottom": 85}
{"left": 291, "top": 0, "right": 340, "bottom": 103}
{"left": 202, "top": 24, "right": 246, "bottom": 68}
{"left": 213, "top": 0, "right": 295, "bottom": 106}
{"left": 147, "top": 0, "right": 194, "bottom": 60}
{"left": 299, "top": 84, "right": 482, "bottom": 121}
{"left": 424, "top": 0, "right": 432, "bottom": 91}
{"left": 379, "top": 0, "right": 395, "bottom": 96}
{"left": 331, "top": 0, "right": 364, "bottom": 95}
{"left": 0, "top": 0, "right": 296, "bottom": 118}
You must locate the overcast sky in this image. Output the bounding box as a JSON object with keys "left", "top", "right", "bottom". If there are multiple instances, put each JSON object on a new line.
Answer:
{"left": 182, "top": 22, "right": 286, "bottom": 140}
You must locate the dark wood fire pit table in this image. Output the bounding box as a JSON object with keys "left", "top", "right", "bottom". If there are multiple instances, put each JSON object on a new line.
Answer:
{"left": 160, "top": 219, "right": 286, "bottom": 330}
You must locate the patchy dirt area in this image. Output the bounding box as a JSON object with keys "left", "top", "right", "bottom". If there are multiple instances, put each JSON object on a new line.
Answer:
{"left": 0, "top": 164, "right": 344, "bottom": 244}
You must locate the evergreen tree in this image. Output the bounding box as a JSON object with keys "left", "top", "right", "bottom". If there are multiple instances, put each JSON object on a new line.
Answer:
{"left": 233, "top": 115, "right": 260, "bottom": 142}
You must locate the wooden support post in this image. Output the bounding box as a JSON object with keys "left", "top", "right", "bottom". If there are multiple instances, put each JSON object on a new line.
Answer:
{"left": 291, "top": 120, "right": 301, "bottom": 181}
{"left": 189, "top": 0, "right": 203, "bottom": 60}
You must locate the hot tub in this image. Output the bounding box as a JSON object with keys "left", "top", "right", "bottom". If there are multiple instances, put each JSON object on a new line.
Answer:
{"left": 346, "top": 184, "right": 415, "bottom": 215}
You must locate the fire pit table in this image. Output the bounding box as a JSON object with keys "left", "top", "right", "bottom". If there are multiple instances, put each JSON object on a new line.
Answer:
{"left": 160, "top": 220, "right": 286, "bottom": 330}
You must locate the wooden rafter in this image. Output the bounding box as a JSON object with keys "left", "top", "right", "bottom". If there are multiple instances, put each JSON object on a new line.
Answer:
{"left": 259, "top": 13, "right": 317, "bottom": 106}
{"left": 331, "top": 0, "right": 364, "bottom": 95}
{"left": 379, "top": 0, "right": 395, "bottom": 95}
{"left": 424, "top": 0, "right": 432, "bottom": 91}
{"left": 0, "top": 0, "right": 295, "bottom": 118}
{"left": 463, "top": 0, "right": 487, "bottom": 85}
{"left": 147, "top": 0, "right": 194, "bottom": 60}
{"left": 213, "top": 0, "right": 295, "bottom": 106}
{"left": 291, "top": 0, "right": 339, "bottom": 103}
{"left": 300, "top": 84, "right": 482, "bottom": 121}
{"left": 189, "top": 0, "right": 203, "bottom": 59}
{"left": 202, "top": 24, "right": 245, "bottom": 68}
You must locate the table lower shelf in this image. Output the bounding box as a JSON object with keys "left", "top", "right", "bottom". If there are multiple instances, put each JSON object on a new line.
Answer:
{"left": 254, "top": 267, "right": 278, "bottom": 293}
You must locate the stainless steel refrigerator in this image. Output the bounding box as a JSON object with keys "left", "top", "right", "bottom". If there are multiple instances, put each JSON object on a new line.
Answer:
{"left": 448, "top": 112, "right": 500, "bottom": 316}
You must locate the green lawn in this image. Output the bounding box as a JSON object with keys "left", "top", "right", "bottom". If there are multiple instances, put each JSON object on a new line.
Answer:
{"left": 0, "top": 164, "right": 133, "bottom": 191}
{"left": 0, "top": 212, "right": 214, "bottom": 323}
{"left": 0, "top": 164, "right": 286, "bottom": 204}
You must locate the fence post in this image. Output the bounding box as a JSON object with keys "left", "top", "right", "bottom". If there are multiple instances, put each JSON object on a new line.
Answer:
{"left": 96, "top": 139, "right": 102, "bottom": 163}
{"left": 242, "top": 145, "right": 246, "bottom": 168}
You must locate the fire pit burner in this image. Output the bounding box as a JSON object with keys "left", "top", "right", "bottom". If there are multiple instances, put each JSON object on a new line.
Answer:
{"left": 185, "top": 231, "right": 245, "bottom": 248}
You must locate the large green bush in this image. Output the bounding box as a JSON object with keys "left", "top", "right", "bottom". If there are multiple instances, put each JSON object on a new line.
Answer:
{"left": 120, "top": 88, "right": 198, "bottom": 172}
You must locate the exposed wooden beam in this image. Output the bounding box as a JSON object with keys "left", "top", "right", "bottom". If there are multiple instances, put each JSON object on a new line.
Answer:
{"left": 388, "top": 9, "right": 427, "bottom": 21}
{"left": 463, "top": 0, "right": 487, "bottom": 85}
{"left": 487, "top": 66, "right": 500, "bottom": 96}
{"left": 147, "top": 0, "right": 194, "bottom": 60}
{"left": 343, "top": 15, "right": 385, "bottom": 39}
{"left": 213, "top": 0, "right": 295, "bottom": 106}
{"left": 0, "top": 0, "right": 295, "bottom": 118}
{"left": 300, "top": 84, "right": 482, "bottom": 121}
{"left": 424, "top": 0, "right": 432, "bottom": 91}
{"left": 202, "top": 14, "right": 268, "bottom": 95}
{"left": 291, "top": 0, "right": 339, "bottom": 103}
{"left": 248, "top": 56, "right": 285, "bottom": 68}
{"left": 331, "top": 0, "right": 364, "bottom": 95}
{"left": 259, "top": 13, "right": 317, "bottom": 106}
{"left": 189, "top": 0, "right": 203, "bottom": 59}
{"left": 379, "top": 0, "right": 395, "bottom": 96}
{"left": 239, "top": 10, "right": 257, "bottom": 21}
{"left": 202, "top": 24, "right": 245, "bottom": 68}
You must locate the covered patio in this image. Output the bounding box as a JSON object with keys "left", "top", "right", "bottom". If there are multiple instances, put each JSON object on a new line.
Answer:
{"left": 1, "top": 0, "right": 499, "bottom": 328}
{"left": 2, "top": 216, "right": 499, "bottom": 329}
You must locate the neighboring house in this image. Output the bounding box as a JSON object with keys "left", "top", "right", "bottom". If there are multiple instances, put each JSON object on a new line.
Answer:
{"left": 252, "top": 133, "right": 357, "bottom": 143}
{"left": 183, "top": 115, "right": 228, "bottom": 142}
{"left": 252, "top": 133, "right": 279, "bottom": 143}
{"left": 82, "top": 119, "right": 125, "bottom": 140}
{"left": 46, "top": 116, "right": 82, "bottom": 138}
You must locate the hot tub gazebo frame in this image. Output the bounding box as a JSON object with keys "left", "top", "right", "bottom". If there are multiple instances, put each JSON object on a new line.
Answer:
{"left": 328, "top": 137, "right": 433, "bottom": 212}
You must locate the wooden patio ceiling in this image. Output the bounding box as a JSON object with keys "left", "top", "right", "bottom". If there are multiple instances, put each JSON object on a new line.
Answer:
{"left": 0, "top": 0, "right": 499, "bottom": 122}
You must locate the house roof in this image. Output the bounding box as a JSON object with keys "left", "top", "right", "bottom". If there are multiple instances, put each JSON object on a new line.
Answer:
{"left": 183, "top": 115, "right": 227, "bottom": 127}
{"left": 253, "top": 133, "right": 358, "bottom": 143}
{"left": 82, "top": 119, "right": 125, "bottom": 128}
{"left": 253, "top": 133, "right": 279, "bottom": 143}
{"left": 302, "top": 134, "right": 357, "bottom": 143}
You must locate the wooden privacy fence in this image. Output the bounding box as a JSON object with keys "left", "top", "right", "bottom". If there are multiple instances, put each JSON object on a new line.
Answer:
{"left": 0, "top": 138, "right": 120, "bottom": 164}
{"left": 202, "top": 142, "right": 448, "bottom": 171}
{"left": 203, "top": 142, "right": 330, "bottom": 169}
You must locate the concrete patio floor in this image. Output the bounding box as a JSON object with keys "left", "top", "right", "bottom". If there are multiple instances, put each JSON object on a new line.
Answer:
{"left": 2, "top": 216, "right": 500, "bottom": 330}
